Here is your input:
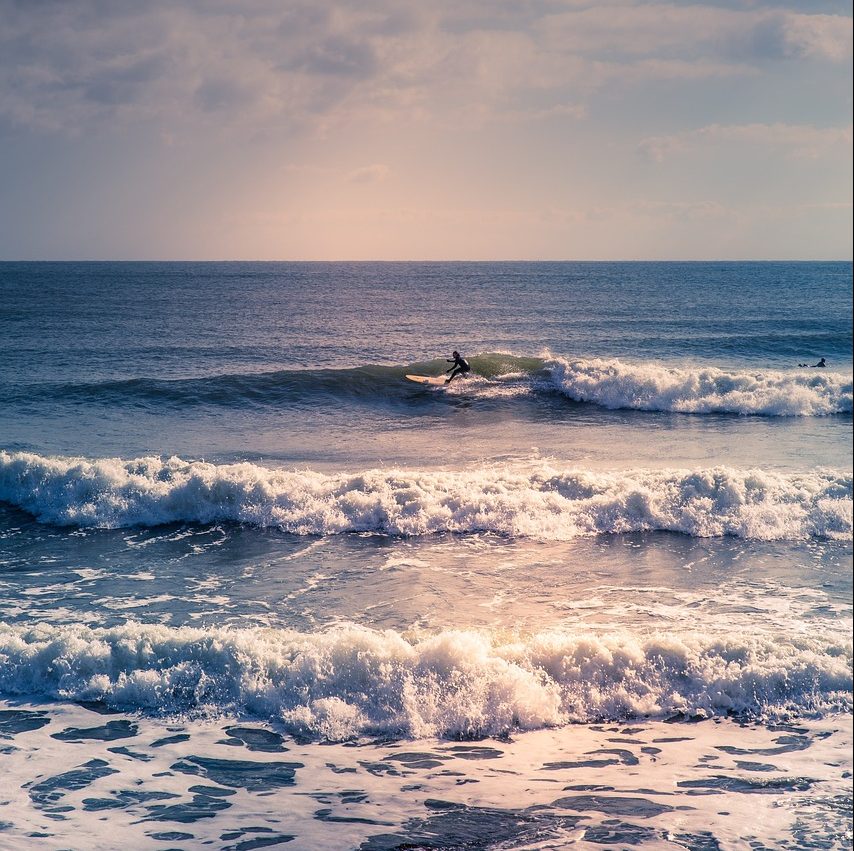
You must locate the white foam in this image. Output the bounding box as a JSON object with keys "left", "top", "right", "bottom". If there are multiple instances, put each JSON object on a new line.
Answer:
{"left": 545, "top": 357, "right": 853, "bottom": 416}
{"left": 0, "top": 451, "right": 850, "bottom": 540}
{"left": 0, "top": 621, "right": 849, "bottom": 739}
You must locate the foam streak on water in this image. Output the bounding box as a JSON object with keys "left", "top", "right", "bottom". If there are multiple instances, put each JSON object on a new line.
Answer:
{"left": 1, "top": 700, "right": 848, "bottom": 851}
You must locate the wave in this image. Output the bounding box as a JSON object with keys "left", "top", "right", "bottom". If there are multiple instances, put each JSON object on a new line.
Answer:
{"left": 0, "top": 621, "right": 849, "bottom": 739}
{"left": 3, "top": 356, "right": 545, "bottom": 409}
{"left": 5, "top": 364, "right": 418, "bottom": 408}
{"left": 1, "top": 451, "right": 850, "bottom": 540}
{"left": 545, "top": 357, "right": 852, "bottom": 416}
{"left": 9, "top": 354, "right": 850, "bottom": 417}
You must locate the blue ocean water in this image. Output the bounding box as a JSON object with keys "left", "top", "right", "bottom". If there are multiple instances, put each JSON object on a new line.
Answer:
{"left": 1, "top": 261, "right": 851, "bottom": 467}
{"left": 0, "top": 261, "right": 851, "bottom": 849}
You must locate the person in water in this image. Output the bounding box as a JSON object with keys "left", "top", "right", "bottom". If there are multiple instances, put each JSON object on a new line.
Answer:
{"left": 798, "top": 357, "right": 827, "bottom": 368}
{"left": 445, "top": 351, "right": 471, "bottom": 383}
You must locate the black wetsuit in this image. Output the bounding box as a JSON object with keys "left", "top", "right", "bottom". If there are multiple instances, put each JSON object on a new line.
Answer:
{"left": 446, "top": 355, "right": 471, "bottom": 383}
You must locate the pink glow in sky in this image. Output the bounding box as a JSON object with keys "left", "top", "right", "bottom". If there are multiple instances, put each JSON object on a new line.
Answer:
{"left": 0, "top": 0, "right": 851, "bottom": 259}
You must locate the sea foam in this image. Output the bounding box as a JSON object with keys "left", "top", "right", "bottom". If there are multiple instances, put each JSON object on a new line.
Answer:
{"left": 0, "top": 451, "right": 850, "bottom": 540}
{"left": 0, "top": 621, "right": 849, "bottom": 739}
{"left": 544, "top": 357, "right": 853, "bottom": 416}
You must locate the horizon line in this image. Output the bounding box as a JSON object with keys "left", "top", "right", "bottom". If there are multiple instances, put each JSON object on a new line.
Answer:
{"left": 2, "top": 258, "right": 852, "bottom": 264}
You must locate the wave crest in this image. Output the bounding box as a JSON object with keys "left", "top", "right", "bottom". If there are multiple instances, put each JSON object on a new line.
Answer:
{"left": 0, "top": 621, "right": 849, "bottom": 739}
{"left": 545, "top": 357, "right": 852, "bottom": 416}
{"left": 0, "top": 451, "right": 850, "bottom": 540}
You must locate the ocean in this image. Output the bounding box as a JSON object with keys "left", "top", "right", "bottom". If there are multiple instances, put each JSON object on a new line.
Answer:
{"left": 0, "top": 261, "right": 851, "bottom": 850}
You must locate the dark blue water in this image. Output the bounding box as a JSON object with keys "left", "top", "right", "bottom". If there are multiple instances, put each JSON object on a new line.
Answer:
{"left": 0, "top": 261, "right": 851, "bottom": 466}
{"left": 1, "top": 261, "right": 850, "bottom": 380}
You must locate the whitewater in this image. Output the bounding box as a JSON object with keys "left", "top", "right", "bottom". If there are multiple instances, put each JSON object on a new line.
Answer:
{"left": 545, "top": 356, "right": 852, "bottom": 416}
{"left": 1, "top": 451, "right": 851, "bottom": 540}
{"left": 0, "top": 260, "right": 850, "bottom": 850}
{"left": 0, "top": 621, "right": 850, "bottom": 739}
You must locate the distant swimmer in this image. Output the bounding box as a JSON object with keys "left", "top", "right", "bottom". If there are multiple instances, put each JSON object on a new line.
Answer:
{"left": 445, "top": 351, "right": 471, "bottom": 384}
{"left": 798, "top": 358, "right": 827, "bottom": 368}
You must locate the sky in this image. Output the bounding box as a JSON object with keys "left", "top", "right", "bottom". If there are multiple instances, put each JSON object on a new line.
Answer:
{"left": 0, "top": 0, "right": 851, "bottom": 260}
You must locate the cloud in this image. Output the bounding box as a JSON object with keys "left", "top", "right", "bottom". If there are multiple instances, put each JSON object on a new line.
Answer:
{"left": 280, "top": 34, "right": 379, "bottom": 78}
{"left": 628, "top": 199, "right": 731, "bottom": 222}
{"left": 0, "top": 0, "right": 391, "bottom": 132}
{"left": 638, "top": 122, "right": 854, "bottom": 162}
{"left": 532, "top": 4, "right": 852, "bottom": 63}
{"left": 0, "top": 0, "right": 850, "bottom": 136}
{"left": 347, "top": 163, "right": 391, "bottom": 183}
{"left": 749, "top": 12, "right": 853, "bottom": 61}
{"left": 492, "top": 102, "right": 587, "bottom": 123}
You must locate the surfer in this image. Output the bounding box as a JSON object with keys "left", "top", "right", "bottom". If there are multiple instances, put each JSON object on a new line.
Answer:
{"left": 798, "top": 358, "right": 827, "bottom": 368}
{"left": 445, "top": 351, "right": 471, "bottom": 383}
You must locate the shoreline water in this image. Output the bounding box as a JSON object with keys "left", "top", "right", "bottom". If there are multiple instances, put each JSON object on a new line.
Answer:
{"left": 1, "top": 699, "right": 850, "bottom": 851}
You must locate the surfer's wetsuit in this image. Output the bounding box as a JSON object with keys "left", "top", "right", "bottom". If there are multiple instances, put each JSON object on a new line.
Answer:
{"left": 445, "top": 352, "right": 471, "bottom": 383}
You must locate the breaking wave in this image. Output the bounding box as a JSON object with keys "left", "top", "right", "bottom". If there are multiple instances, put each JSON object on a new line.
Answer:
{"left": 11, "top": 355, "right": 851, "bottom": 417}
{"left": 0, "top": 451, "right": 850, "bottom": 541}
{"left": 0, "top": 621, "right": 849, "bottom": 739}
{"left": 544, "top": 357, "right": 852, "bottom": 416}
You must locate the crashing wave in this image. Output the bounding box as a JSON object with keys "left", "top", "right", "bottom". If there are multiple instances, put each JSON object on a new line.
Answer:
{"left": 0, "top": 621, "right": 849, "bottom": 739}
{"left": 0, "top": 451, "right": 850, "bottom": 540}
{"left": 543, "top": 357, "right": 852, "bottom": 416}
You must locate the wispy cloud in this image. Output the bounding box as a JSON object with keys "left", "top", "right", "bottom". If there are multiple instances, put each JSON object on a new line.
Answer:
{"left": 347, "top": 163, "right": 391, "bottom": 183}
{"left": 638, "top": 122, "right": 854, "bottom": 162}
{"left": 772, "top": 12, "right": 853, "bottom": 61}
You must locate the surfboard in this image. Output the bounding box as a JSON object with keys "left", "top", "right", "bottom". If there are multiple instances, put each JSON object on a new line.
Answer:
{"left": 405, "top": 374, "right": 447, "bottom": 386}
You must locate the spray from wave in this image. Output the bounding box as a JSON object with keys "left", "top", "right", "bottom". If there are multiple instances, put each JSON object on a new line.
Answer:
{"left": 0, "top": 451, "right": 850, "bottom": 540}
{"left": 0, "top": 621, "right": 849, "bottom": 739}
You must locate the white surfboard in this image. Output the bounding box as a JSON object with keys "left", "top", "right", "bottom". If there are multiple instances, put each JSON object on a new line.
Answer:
{"left": 405, "top": 374, "right": 447, "bottom": 386}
